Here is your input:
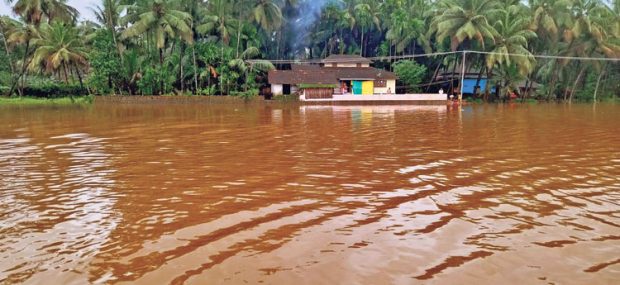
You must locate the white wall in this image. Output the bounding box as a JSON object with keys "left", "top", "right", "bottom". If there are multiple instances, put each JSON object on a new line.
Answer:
{"left": 373, "top": 80, "right": 397, "bottom": 94}
{"left": 335, "top": 63, "right": 370, "bottom": 68}
{"left": 302, "top": 93, "right": 447, "bottom": 102}
{"left": 272, "top": 84, "right": 283, "bottom": 96}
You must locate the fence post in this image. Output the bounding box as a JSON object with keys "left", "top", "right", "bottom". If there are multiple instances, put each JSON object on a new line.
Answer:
{"left": 459, "top": 51, "right": 466, "bottom": 103}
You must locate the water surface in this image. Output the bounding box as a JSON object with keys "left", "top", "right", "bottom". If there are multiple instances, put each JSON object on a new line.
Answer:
{"left": 1, "top": 103, "right": 619, "bottom": 284}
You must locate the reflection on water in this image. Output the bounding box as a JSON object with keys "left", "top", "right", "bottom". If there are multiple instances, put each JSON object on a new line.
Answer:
{"left": 0, "top": 103, "right": 619, "bottom": 284}
{"left": 0, "top": 131, "right": 119, "bottom": 284}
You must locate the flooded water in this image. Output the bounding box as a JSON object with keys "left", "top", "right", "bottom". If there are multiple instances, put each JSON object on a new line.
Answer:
{"left": 0, "top": 102, "right": 619, "bottom": 284}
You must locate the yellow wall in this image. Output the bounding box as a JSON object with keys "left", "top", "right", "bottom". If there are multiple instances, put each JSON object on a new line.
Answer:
{"left": 362, "top": 81, "right": 374, "bottom": 95}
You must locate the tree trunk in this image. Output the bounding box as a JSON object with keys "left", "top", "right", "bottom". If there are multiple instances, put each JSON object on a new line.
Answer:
{"left": 526, "top": 79, "right": 534, "bottom": 99}
{"left": 192, "top": 45, "right": 198, "bottom": 94}
{"left": 474, "top": 65, "right": 486, "bottom": 97}
{"left": 449, "top": 57, "right": 457, "bottom": 95}
{"left": 568, "top": 65, "right": 586, "bottom": 103}
{"left": 159, "top": 48, "right": 164, "bottom": 95}
{"left": 236, "top": 21, "right": 243, "bottom": 58}
{"left": 220, "top": 45, "right": 224, "bottom": 95}
{"left": 179, "top": 42, "right": 185, "bottom": 93}
{"left": 7, "top": 42, "right": 30, "bottom": 97}
{"left": 563, "top": 63, "right": 578, "bottom": 101}
{"left": 484, "top": 66, "right": 494, "bottom": 101}
{"left": 276, "top": 31, "right": 280, "bottom": 59}
{"left": 105, "top": 0, "right": 124, "bottom": 64}
{"left": 547, "top": 66, "right": 559, "bottom": 101}
{"left": 426, "top": 62, "right": 442, "bottom": 93}
{"left": 340, "top": 29, "right": 344, "bottom": 54}
{"left": 593, "top": 67, "right": 605, "bottom": 102}
{"left": 63, "top": 62, "right": 69, "bottom": 84}
{"left": 1, "top": 34, "right": 14, "bottom": 73}
{"left": 360, "top": 28, "right": 364, "bottom": 56}
{"left": 74, "top": 64, "right": 84, "bottom": 91}
{"left": 20, "top": 70, "right": 26, "bottom": 97}
{"left": 389, "top": 40, "right": 392, "bottom": 71}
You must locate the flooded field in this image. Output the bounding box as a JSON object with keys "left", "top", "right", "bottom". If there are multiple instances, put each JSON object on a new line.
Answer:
{"left": 0, "top": 102, "right": 619, "bottom": 284}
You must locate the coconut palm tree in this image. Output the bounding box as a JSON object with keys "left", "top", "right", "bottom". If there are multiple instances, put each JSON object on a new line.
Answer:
{"left": 5, "top": 21, "right": 39, "bottom": 96}
{"left": 28, "top": 22, "right": 87, "bottom": 87}
{"left": 228, "top": 46, "right": 275, "bottom": 91}
{"left": 252, "top": 0, "right": 283, "bottom": 32}
{"left": 237, "top": 0, "right": 282, "bottom": 58}
{"left": 91, "top": 0, "right": 122, "bottom": 32}
{"left": 385, "top": 8, "right": 425, "bottom": 54}
{"left": 485, "top": 8, "right": 537, "bottom": 99}
{"left": 0, "top": 16, "right": 19, "bottom": 74}
{"left": 91, "top": 0, "right": 125, "bottom": 64}
{"left": 561, "top": 0, "right": 620, "bottom": 102}
{"left": 354, "top": 1, "right": 381, "bottom": 56}
{"left": 8, "top": 0, "right": 78, "bottom": 25}
{"left": 486, "top": 8, "right": 537, "bottom": 76}
{"left": 196, "top": 0, "right": 236, "bottom": 45}
{"left": 121, "top": 0, "right": 193, "bottom": 49}
{"left": 430, "top": 0, "right": 501, "bottom": 51}
{"left": 528, "top": 0, "right": 572, "bottom": 42}
{"left": 121, "top": 0, "right": 193, "bottom": 94}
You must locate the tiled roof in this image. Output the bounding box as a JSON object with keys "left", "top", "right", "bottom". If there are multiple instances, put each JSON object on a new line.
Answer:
{"left": 323, "top": 67, "right": 397, "bottom": 80}
{"left": 268, "top": 69, "right": 339, "bottom": 85}
{"left": 322, "top": 54, "right": 372, "bottom": 64}
{"left": 268, "top": 67, "right": 397, "bottom": 85}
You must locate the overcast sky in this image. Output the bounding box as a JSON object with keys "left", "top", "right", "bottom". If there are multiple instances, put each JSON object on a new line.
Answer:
{"left": 0, "top": 0, "right": 99, "bottom": 21}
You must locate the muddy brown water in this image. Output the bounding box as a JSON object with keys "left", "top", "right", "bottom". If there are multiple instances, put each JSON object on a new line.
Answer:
{"left": 0, "top": 102, "right": 619, "bottom": 284}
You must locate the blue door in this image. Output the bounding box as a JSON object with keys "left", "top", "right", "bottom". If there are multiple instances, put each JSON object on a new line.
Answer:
{"left": 352, "top": 81, "right": 362, "bottom": 95}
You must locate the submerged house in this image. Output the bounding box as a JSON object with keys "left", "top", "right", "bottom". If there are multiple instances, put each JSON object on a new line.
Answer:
{"left": 268, "top": 55, "right": 397, "bottom": 99}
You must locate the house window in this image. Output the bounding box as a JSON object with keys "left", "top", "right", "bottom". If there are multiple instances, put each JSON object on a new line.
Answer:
{"left": 374, "top": 80, "right": 387, "bottom": 87}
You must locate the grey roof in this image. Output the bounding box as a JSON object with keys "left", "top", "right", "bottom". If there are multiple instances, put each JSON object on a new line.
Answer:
{"left": 268, "top": 67, "right": 397, "bottom": 85}
{"left": 322, "top": 54, "right": 372, "bottom": 64}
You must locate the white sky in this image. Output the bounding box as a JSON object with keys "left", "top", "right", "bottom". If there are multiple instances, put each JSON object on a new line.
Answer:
{"left": 0, "top": 0, "right": 99, "bottom": 21}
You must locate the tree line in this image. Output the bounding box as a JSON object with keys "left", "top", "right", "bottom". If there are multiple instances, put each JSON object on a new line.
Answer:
{"left": 0, "top": 0, "right": 619, "bottom": 101}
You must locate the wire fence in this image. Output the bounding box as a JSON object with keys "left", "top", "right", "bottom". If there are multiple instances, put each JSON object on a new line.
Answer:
{"left": 247, "top": 50, "right": 620, "bottom": 64}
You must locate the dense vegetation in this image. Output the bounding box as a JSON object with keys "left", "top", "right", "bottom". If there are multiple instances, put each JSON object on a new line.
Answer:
{"left": 0, "top": 0, "right": 619, "bottom": 101}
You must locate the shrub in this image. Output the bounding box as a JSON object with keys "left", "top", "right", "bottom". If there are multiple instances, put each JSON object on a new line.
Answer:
{"left": 231, "top": 88, "right": 259, "bottom": 100}
{"left": 0, "top": 71, "right": 12, "bottom": 86}
{"left": 393, "top": 60, "right": 427, "bottom": 93}
{"left": 22, "top": 82, "right": 88, "bottom": 98}
{"left": 199, "top": 85, "right": 216, "bottom": 96}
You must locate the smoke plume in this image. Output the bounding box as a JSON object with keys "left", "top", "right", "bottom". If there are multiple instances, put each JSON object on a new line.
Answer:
{"left": 289, "top": 0, "right": 333, "bottom": 57}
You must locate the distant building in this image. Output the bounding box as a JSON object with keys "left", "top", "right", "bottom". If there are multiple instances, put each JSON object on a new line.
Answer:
{"left": 437, "top": 69, "right": 537, "bottom": 96}
{"left": 268, "top": 55, "right": 397, "bottom": 98}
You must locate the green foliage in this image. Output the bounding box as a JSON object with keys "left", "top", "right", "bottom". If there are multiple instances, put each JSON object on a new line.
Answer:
{"left": 199, "top": 85, "right": 217, "bottom": 96}
{"left": 88, "top": 30, "right": 123, "bottom": 94}
{"left": 393, "top": 60, "right": 428, "bottom": 92}
{"left": 0, "top": 49, "right": 10, "bottom": 76}
{"left": 0, "top": 71, "right": 11, "bottom": 86}
{"left": 21, "top": 81, "right": 88, "bottom": 98}
{"left": 137, "top": 66, "right": 175, "bottom": 95}
{"left": 0, "top": 96, "right": 93, "bottom": 106}
{"left": 29, "top": 22, "right": 87, "bottom": 76}
{"left": 230, "top": 88, "right": 259, "bottom": 101}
